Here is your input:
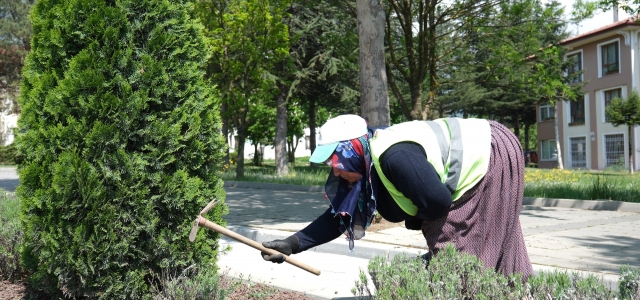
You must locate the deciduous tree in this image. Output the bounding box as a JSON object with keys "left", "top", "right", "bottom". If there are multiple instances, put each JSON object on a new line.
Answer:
{"left": 0, "top": 0, "right": 34, "bottom": 112}
{"left": 605, "top": 89, "right": 640, "bottom": 174}
{"left": 196, "top": 0, "right": 289, "bottom": 178}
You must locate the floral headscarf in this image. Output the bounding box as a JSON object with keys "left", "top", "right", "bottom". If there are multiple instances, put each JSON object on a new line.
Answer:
{"left": 323, "top": 133, "right": 377, "bottom": 251}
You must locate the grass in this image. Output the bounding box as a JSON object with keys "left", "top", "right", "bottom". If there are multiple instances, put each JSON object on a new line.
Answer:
{"left": 0, "top": 191, "right": 24, "bottom": 281}
{"left": 524, "top": 168, "right": 640, "bottom": 202}
{"left": 222, "top": 157, "right": 640, "bottom": 203}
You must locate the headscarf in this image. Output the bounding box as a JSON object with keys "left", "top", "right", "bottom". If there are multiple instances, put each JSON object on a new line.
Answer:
{"left": 323, "top": 133, "right": 377, "bottom": 251}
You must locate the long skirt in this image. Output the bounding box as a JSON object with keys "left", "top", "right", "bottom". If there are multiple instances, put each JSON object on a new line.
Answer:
{"left": 421, "top": 120, "right": 533, "bottom": 280}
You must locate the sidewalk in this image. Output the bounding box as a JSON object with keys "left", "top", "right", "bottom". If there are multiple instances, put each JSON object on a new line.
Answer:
{"left": 221, "top": 181, "right": 640, "bottom": 299}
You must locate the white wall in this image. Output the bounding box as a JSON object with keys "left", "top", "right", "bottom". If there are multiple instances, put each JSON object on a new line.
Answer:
{"left": 0, "top": 112, "right": 18, "bottom": 146}
{"left": 228, "top": 128, "right": 317, "bottom": 159}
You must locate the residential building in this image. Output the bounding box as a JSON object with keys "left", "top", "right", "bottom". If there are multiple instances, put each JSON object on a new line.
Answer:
{"left": 537, "top": 15, "right": 640, "bottom": 170}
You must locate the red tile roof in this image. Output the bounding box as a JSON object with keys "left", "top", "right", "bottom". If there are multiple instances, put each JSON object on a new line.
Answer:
{"left": 561, "top": 14, "right": 640, "bottom": 45}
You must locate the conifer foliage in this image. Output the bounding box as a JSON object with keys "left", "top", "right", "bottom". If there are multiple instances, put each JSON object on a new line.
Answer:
{"left": 16, "top": 0, "right": 227, "bottom": 298}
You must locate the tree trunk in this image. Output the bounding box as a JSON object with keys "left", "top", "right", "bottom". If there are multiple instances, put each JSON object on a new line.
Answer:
{"left": 221, "top": 102, "right": 230, "bottom": 166}
{"left": 356, "top": 0, "right": 390, "bottom": 127}
{"left": 275, "top": 83, "right": 289, "bottom": 176}
{"left": 524, "top": 122, "right": 530, "bottom": 151}
{"left": 629, "top": 125, "right": 634, "bottom": 174}
{"left": 309, "top": 96, "right": 319, "bottom": 168}
{"left": 410, "top": 85, "right": 424, "bottom": 121}
{"left": 423, "top": 0, "right": 437, "bottom": 120}
{"left": 287, "top": 137, "right": 298, "bottom": 166}
{"left": 236, "top": 128, "right": 246, "bottom": 178}
{"left": 513, "top": 113, "right": 520, "bottom": 142}
{"left": 554, "top": 103, "right": 564, "bottom": 169}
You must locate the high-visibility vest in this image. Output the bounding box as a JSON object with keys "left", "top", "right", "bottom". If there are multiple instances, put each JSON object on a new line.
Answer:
{"left": 369, "top": 118, "right": 491, "bottom": 216}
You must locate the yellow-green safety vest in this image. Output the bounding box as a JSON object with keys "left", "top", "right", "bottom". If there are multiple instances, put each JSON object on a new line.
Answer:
{"left": 369, "top": 118, "right": 491, "bottom": 216}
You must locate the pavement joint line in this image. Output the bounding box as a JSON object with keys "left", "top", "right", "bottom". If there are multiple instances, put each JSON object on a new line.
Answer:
{"left": 523, "top": 214, "right": 640, "bottom": 235}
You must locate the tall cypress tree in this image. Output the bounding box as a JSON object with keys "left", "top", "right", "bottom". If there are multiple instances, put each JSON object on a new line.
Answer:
{"left": 16, "top": 0, "right": 227, "bottom": 298}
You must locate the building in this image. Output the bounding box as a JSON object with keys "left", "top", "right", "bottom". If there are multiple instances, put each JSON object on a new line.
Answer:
{"left": 537, "top": 15, "right": 640, "bottom": 170}
{"left": 227, "top": 127, "right": 315, "bottom": 160}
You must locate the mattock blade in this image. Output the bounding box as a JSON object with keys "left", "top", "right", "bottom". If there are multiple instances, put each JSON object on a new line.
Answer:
{"left": 188, "top": 218, "right": 200, "bottom": 242}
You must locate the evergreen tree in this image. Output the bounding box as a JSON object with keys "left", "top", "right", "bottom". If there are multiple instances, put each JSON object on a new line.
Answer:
{"left": 17, "top": 0, "right": 227, "bottom": 298}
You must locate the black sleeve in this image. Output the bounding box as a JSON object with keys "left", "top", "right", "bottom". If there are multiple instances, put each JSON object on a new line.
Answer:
{"left": 293, "top": 207, "right": 343, "bottom": 253}
{"left": 380, "top": 142, "right": 452, "bottom": 220}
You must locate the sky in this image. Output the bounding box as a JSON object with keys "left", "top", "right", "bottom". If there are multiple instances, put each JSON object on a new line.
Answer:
{"left": 557, "top": 0, "right": 629, "bottom": 37}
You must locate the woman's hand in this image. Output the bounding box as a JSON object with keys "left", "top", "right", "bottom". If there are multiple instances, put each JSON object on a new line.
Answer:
{"left": 261, "top": 235, "right": 300, "bottom": 263}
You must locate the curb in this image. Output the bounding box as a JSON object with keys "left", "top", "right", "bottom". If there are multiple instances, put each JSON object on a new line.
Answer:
{"left": 224, "top": 181, "right": 640, "bottom": 213}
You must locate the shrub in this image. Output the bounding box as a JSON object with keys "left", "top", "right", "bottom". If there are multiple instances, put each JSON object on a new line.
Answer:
{"left": 527, "top": 270, "right": 615, "bottom": 299}
{"left": 0, "top": 191, "right": 23, "bottom": 281}
{"left": 0, "top": 143, "right": 18, "bottom": 165}
{"left": 150, "top": 265, "right": 239, "bottom": 300}
{"left": 353, "top": 243, "right": 640, "bottom": 300}
{"left": 354, "top": 243, "right": 526, "bottom": 299}
{"left": 619, "top": 265, "right": 640, "bottom": 300}
{"left": 16, "top": 0, "right": 227, "bottom": 298}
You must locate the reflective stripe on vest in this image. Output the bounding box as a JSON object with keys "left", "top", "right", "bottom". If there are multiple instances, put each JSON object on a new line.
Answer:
{"left": 369, "top": 118, "right": 491, "bottom": 216}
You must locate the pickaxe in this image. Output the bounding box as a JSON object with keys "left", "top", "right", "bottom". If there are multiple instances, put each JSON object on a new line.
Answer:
{"left": 189, "top": 199, "right": 321, "bottom": 276}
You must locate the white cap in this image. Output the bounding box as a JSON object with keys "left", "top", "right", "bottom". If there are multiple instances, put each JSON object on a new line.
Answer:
{"left": 309, "top": 115, "right": 367, "bottom": 163}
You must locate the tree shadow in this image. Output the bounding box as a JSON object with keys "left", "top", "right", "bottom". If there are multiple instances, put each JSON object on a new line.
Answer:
{"left": 223, "top": 187, "right": 328, "bottom": 226}
{"left": 562, "top": 234, "right": 640, "bottom": 270}
{"left": 520, "top": 205, "right": 570, "bottom": 220}
{"left": 0, "top": 178, "right": 19, "bottom": 192}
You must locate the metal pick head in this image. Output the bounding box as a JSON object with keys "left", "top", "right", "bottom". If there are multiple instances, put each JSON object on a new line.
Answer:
{"left": 199, "top": 199, "right": 218, "bottom": 216}
{"left": 189, "top": 218, "right": 200, "bottom": 242}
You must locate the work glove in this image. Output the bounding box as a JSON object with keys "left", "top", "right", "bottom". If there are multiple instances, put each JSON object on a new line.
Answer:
{"left": 261, "top": 235, "right": 300, "bottom": 264}
{"left": 405, "top": 217, "right": 424, "bottom": 230}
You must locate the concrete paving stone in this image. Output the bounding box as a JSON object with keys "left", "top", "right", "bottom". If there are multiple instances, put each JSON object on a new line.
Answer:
{"left": 525, "top": 246, "right": 577, "bottom": 257}
{"left": 217, "top": 238, "right": 376, "bottom": 300}
{"left": 376, "top": 227, "right": 421, "bottom": 236}
{"left": 522, "top": 215, "right": 640, "bottom": 236}
{"left": 535, "top": 256, "right": 621, "bottom": 274}
{"left": 360, "top": 232, "right": 423, "bottom": 245}
{"left": 524, "top": 239, "right": 573, "bottom": 250}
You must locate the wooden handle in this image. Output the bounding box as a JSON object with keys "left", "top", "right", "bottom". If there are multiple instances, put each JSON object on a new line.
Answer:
{"left": 197, "top": 216, "right": 321, "bottom": 276}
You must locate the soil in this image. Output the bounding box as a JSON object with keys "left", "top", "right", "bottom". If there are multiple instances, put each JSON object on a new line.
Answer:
{"left": 367, "top": 216, "right": 404, "bottom": 232}
{"left": 0, "top": 278, "right": 315, "bottom": 300}
{"left": 0, "top": 280, "right": 26, "bottom": 300}
{"left": 0, "top": 219, "right": 403, "bottom": 300}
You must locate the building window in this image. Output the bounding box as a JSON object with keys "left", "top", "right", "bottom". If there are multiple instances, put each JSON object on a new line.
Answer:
{"left": 541, "top": 139, "right": 557, "bottom": 160}
{"left": 604, "top": 134, "right": 625, "bottom": 167}
{"left": 569, "top": 96, "right": 585, "bottom": 126}
{"left": 567, "top": 52, "right": 582, "bottom": 83}
{"left": 604, "top": 88, "right": 622, "bottom": 122}
{"left": 539, "top": 104, "right": 554, "bottom": 121}
{"left": 601, "top": 41, "right": 619, "bottom": 76}
{"left": 570, "top": 137, "right": 587, "bottom": 168}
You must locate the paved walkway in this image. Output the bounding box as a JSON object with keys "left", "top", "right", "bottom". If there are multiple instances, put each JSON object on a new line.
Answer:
{"left": 3, "top": 167, "right": 640, "bottom": 299}
{"left": 223, "top": 181, "right": 640, "bottom": 275}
